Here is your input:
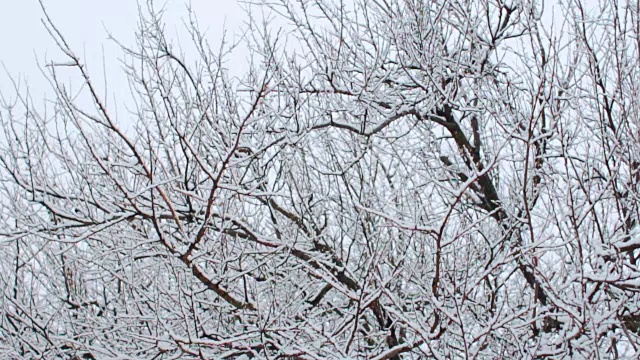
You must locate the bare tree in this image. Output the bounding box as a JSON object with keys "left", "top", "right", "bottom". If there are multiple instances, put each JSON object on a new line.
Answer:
{"left": 1, "top": 0, "right": 640, "bottom": 358}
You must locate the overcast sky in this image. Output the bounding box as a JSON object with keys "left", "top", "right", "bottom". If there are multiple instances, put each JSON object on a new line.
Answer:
{"left": 0, "top": 0, "right": 245, "bottom": 106}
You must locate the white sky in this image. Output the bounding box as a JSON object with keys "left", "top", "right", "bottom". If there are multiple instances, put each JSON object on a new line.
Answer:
{"left": 0, "top": 0, "right": 589, "bottom": 119}
{"left": 0, "top": 0, "right": 246, "bottom": 107}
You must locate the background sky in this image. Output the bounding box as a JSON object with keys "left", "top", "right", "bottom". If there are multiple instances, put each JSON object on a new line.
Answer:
{"left": 0, "top": 0, "right": 245, "bottom": 110}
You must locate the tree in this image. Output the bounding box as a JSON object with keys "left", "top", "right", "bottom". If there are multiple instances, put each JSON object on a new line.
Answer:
{"left": 1, "top": 0, "right": 640, "bottom": 358}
